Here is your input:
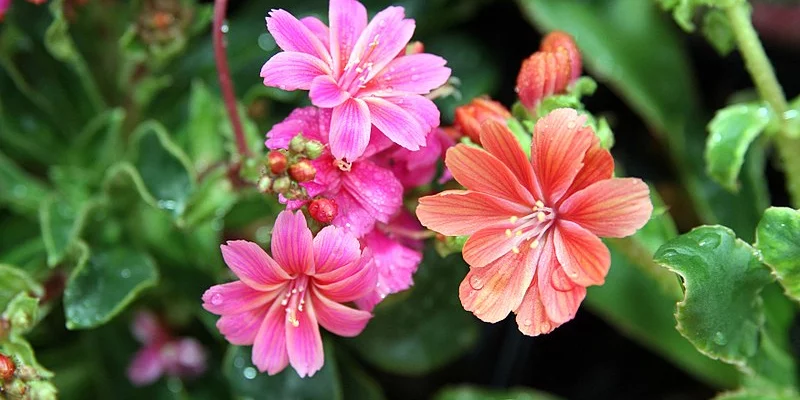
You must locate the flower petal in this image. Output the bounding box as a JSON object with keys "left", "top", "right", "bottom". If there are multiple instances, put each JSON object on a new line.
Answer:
{"left": 131, "top": 310, "right": 170, "bottom": 345}
{"left": 266, "top": 9, "right": 331, "bottom": 63}
{"left": 311, "top": 289, "right": 372, "bottom": 336}
{"left": 330, "top": 193, "right": 378, "bottom": 237}
{"left": 536, "top": 235, "right": 586, "bottom": 324}
{"left": 355, "top": 227, "right": 422, "bottom": 311}
{"left": 271, "top": 211, "right": 315, "bottom": 275}
{"left": 513, "top": 278, "right": 556, "bottom": 336}
{"left": 314, "top": 254, "right": 377, "bottom": 303}
{"left": 328, "top": 0, "right": 367, "bottom": 74}
{"left": 463, "top": 226, "right": 526, "bottom": 269}
{"left": 417, "top": 190, "right": 527, "bottom": 237}
{"left": 202, "top": 281, "right": 278, "bottom": 315}
{"left": 445, "top": 144, "right": 536, "bottom": 206}
{"left": 341, "top": 159, "right": 403, "bottom": 223}
{"left": 531, "top": 108, "right": 593, "bottom": 204}
{"left": 261, "top": 52, "right": 331, "bottom": 91}
{"left": 265, "top": 107, "right": 325, "bottom": 149}
{"left": 286, "top": 292, "right": 324, "bottom": 378}
{"left": 330, "top": 98, "right": 371, "bottom": 161}
{"left": 384, "top": 95, "right": 440, "bottom": 129}
{"left": 300, "top": 16, "right": 330, "bottom": 49}
{"left": 559, "top": 178, "right": 653, "bottom": 238}
{"left": 364, "top": 97, "right": 427, "bottom": 151}
{"left": 221, "top": 240, "right": 291, "bottom": 290}
{"left": 310, "top": 75, "right": 350, "bottom": 108}
{"left": 368, "top": 54, "right": 450, "bottom": 94}
{"left": 459, "top": 246, "right": 538, "bottom": 323}
{"left": 479, "top": 120, "right": 538, "bottom": 197}
{"left": 347, "top": 6, "right": 415, "bottom": 82}
{"left": 313, "top": 225, "right": 361, "bottom": 275}
{"left": 127, "top": 346, "right": 164, "bottom": 386}
{"left": 217, "top": 305, "right": 269, "bottom": 346}
{"left": 252, "top": 301, "right": 289, "bottom": 375}
{"left": 563, "top": 135, "right": 614, "bottom": 200}
{"left": 554, "top": 220, "right": 610, "bottom": 286}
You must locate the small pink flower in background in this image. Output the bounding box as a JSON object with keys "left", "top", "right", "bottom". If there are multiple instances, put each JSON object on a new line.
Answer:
{"left": 127, "top": 311, "right": 207, "bottom": 386}
{"left": 416, "top": 108, "right": 652, "bottom": 336}
{"left": 260, "top": 0, "right": 451, "bottom": 161}
{"left": 202, "top": 211, "right": 376, "bottom": 377}
{"left": 372, "top": 128, "right": 455, "bottom": 190}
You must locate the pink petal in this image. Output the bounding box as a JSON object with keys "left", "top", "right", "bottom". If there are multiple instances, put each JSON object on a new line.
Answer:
{"left": 559, "top": 178, "right": 653, "bottom": 238}
{"left": 162, "top": 338, "right": 207, "bottom": 378}
{"left": 347, "top": 7, "right": 415, "bottom": 82}
{"left": 252, "top": 300, "right": 289, "bottom": 375}
{"left": 285, "top": 292, "right": 324, "bottom": 377}
{"left": 310, "top": 75, "right": 350, "bottom": 108}
{"left": 536, "top": 235, "right": 586, "bottom": 324}
{"left": 202, "top": 281, "right": 278, "bottom": 315}
{"left": 311, "top": 289, "right": 372, "bottom": 336}
{"left": 513, "top": 278, "right": 557, "bottom": 336}
{"left": 221, "top": 240, "right": 291, "bottom": 290}
{"left": 217, "top": 305, "right": 269, "bottom": 345}
{"left": 271, "top": 211, "right": 315, "bottom": 275}
{"left": 315, "top": 254, "right": 377, "bottom": 303}
{"left": 554, "top": 220, "right": 610, "bottom": 287}
{"left": 313, "top": 225, "right": 361, "bottom": 275}
{"left": 300, "top": 16, "right": 330, "bottom": 49}
{"left": 355, "top": 227, "right": 422, "bottom": 311}
{"left": 261, "top": 52, "right": 331, "bottom": 91}
{"left": 480, "top": 120, "right": 539, "bottom": 197}
{"left": 341, "top": 159, "right": 403, "bottom": 223}
{"left": 364, "top": 97, "right": 427, "bottom": 151}
{"left": 330, "top": 193, "right": 378, "bottom": 237}
{"left": 445, "top": 145, "right": 536, "bottom": 206}
{"left": 417, "top": 191, "right": 527, "bottom": 236}
{"left": 329, "top": 0, "right": 367, "bottom": 75}
{"left": 265, "top": 107, "right": 324, "bottom": 150}
{"left": 367, "top": 54, "right": 450, "bottom": 94}
{"left": 531, "top": 108, "right": 593, "bottom": 204}
{"left": 131, "top": 310, "right": 170, "bottom": 345}
{"left": 128, "top": 346, "right": 165, "bottom": 386}
{"left": 266, "top": 9, "right": 331, "bottom": 64}
{"left": 384, "top": 95, "right": 440, "bottom": 130}
{"left": 329, "top": 98, "right": 371, "bottom": 161}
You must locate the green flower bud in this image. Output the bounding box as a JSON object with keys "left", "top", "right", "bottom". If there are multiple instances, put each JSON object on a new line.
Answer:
{"left": 289, "top": 134, "right": 307, "bottom": 153}
{"left": 304, "top": 140, "right": 324, "bottom": 159}
{"left": 272, "top": 177, "right": 291, "bottom": 194}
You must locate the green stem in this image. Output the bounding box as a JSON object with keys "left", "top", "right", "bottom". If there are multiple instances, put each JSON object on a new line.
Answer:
{"left": 726, "top": 2, "right": 800, "bottom": 207}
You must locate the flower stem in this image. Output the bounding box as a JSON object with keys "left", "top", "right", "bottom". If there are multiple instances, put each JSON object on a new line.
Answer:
{"left": 213, "top": 0, "right": 251, "bottom": 159}
{"left": 725, "top": 2, "right": 800, "bottom": 207}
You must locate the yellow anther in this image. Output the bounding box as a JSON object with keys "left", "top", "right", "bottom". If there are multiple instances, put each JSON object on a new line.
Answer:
{"left": 535, "top": 200, "right": 544, "bottom": 209}
{"left": 515, "top": 230, "right": 522, "bottom": 237}
{"left": 505, "top": 229, "right": 513, "bottom": 237}
{"left": 537, "top": 212, "right": 546, "bottom": 222}
{"left": 512, "top": 247, "right": 520, "bottom": 254}
{"left": 530, "top": 239, "right": 540, "bottom": 249}
{"left": 509, "top": 216, "right": 519, "bottom": 224}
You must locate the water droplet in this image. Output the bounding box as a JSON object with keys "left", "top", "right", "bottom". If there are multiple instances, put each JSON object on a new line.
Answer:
{"left": 697, "top": 233, "right": 721, "bottom": 249}
{"left": 156, "top": 199, "right": 177, "bottom": 211}
{"left": 713, "top": 331, "right": 727, "bottom": 345}
{"left": 234, "top": 357, "right": 245, "bottom": 368}
{"left": 211, "top": 293, "right": 223, "bottom": 306}
{"left": 523, "top": 318, "right": 532, "bottom": 326}
{"left": 658, "top": 249, "right": 680, "bottom": 260}
{"left": 221, "top": 21, "right": 230, "bottom": 34}
{"left": 541, "top": 322, "right": 550, "bottom": 331}
{"left": 243, "top": 367, "right": 257, "bottom": 380}
{"left": 120, "top": 269, "right": 131, "bottom": 279}
{"left": 469, "top": 275, "right": 484, "bottom": 290}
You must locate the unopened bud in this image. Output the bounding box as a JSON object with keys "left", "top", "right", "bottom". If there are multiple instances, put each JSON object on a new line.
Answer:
{"left": 515, "top": 47, "right": 572, "bottom": 110}
{"left": 540, "top": 31, "right": 582, "bottom": 81}
{"left": 289, "top": 134, "right": 307, "bottom": 153}
{"left": 454, "top": 97, "right": 512, "bottom": 144}
{"left": 406, "top": 41, "right": 424, "bottom": 55}
{"left": 257, "top": 176, "right": 272, "bottom": 193}
{"left": 267, "top": 151, "right": 288, "bottom": 174}
{"left": 0, "top": 353, "right": 15, "bottom": 381}
{"left": 272, "top": 177, "right": 291, "bottom": 194}
{"left": 288, "top": 159, "right": 316, "bottom": 183}
{"left": 308, "top": 198, "right": 338, "bottom": 224}
{"left": 304, "top": 140, "right": 324, "bottom": 159}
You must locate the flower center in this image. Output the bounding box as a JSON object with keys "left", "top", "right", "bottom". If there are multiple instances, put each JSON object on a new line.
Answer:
{"left": 280, "top": 276, "right": 310, "bottom": 328}
{"left": 339, "top": 34, "right": 382, "bottom": 95}
{"left": 505, "top": 200, "right": 555, "bottom": 253}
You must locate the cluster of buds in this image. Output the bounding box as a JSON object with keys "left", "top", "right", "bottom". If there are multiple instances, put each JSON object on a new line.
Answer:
{"left": 515, "top": 31, "right": 582, "bottom": 110}
{"left": 258, "top": 134, "right": 324, "bottom": 200}
{"left": 136, "top": 0, "right": 193, "bottom": 46}
{"left": 0, "top": 353, "right": 14, "bottom": 382}
{"left": 0, "top": 353, "right": 54, "bottom": 400}
{"left": 454, "top": 97, "right": 512, "bottom": 145}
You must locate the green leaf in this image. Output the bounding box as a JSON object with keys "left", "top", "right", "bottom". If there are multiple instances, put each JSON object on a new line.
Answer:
{"left": 434, "top": 386, "right": 561, "bottom": 400}
{"left": 654, "top": 226, "right": 772, "bottom": 370}
{"left": 715, "top": 388, "right": 799, "bottom": 400}
{"left": 184, "top": 80, "right": 227, "bottom": 171}
{"left": 3, "top": 292, "right": 40, "bottom": 336}
{"left": 705, "top": 103, "right": 771, "bottom": 191}
{"left": 346, "top": 248, "right": 479, "bottom": 375}
{"left": 63, "top": 247, "right": 158, "bottom": 329}
{"left": 180, "top": 168, "right": 237, "bottom": 229}
{"left": 132, "top": 121, "right": 196, "bottom": 217}
{"left": 0, "top": 265, "right": 43, "bottom": 312}
{"left": 702, "top": 9, "right": 736, "bottom": 56}
{"left": 39, "top": 195, "right": 98, "bottom": 267}
{"left": 224, "top": 344, "right": 342, "bottom": 400}
{"left": 0, "top": 150, "right": 50, "bottom": 218}
{"left": 657, "top": 0, "right": 743, "bottom": 31}
{"left": 756, "top": 207, "right": 800, "bottom": 302}
{"left": 1, "top": 336, "right": 54, "bottom": 379}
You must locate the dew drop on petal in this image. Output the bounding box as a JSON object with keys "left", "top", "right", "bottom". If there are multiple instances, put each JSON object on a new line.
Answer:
{"left": 469, "top": 275, "right": 484, "bottom": 290}
{"left": 211, "top": 293, "right": 223, "bottom": 306}
{"left": 523, "top": 318, "right": 532, "bottom": 327}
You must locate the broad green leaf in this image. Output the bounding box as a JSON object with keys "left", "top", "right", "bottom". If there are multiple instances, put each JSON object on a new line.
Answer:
{"left": 0, "top": 151, "right": 50, "bottom": 218}
{"left": 715, "top": 388, "right": 799, "bottom": 400}
{"left": 1, "top": 336, "right": 54, "bottom": 379}
{"left": 39, "top": 195, "right": 98, "bottom": 267}
{"left": 654, "top": 226, "right": 772, "bottom": 371}
{"left": 0, "top": 264, "right": 43, "bottom": 312}
{"left": 756, "top": 207, "right": 800, "bottom": 302}
{"left": 224, "top": 344, "right": 342, "bottom": 400}
{"left": 63, "top": 247, "right": 158, "bottom": 329}
{"left": 184, "top": 80, "right": 227, "bottom": 171}
{"left": 132, "top": 121, "right": 196, "bottom": 217}
{"left": 180, "top": 168, "right": 237, "bottom": 229}
{"left": 705, "top": 103, "right": 771, "bottom": 191}
{"left": 434, "top": 386, "right": 561, "bottom": 400}
{"left": 346, "top": 248, "right": 479, "bottom": 376}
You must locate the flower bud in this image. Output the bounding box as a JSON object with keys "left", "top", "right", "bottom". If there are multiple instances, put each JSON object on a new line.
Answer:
{"left": 406, "top": 41, "right": 424, "bottom": 55}
{"left": 304, "top": 140, "right": 324, "bottom": 160}
{"left": 308, "top": 198, "right": 338, "bottom": 224}
{"left": 515, "top": 47, "right": 572, "bottom": 110}
{"left": 289, "top": 134, "right": 307, "bottom": 153}
{"left": 454, "top": 97, "right": 512, "bottom": 144}
{"left": 539, "top": 31, "right": 582, "bottom": 81}
{"left": 272, "top": 177, "right": 291, "bottom": 194}
{"left": 0, "top": 353, "right": 15, "bottom": 381}
{"left": 257, "top": 176, "right": 272, "bottom": 193}
{"left": 288, "top": 159, "right": 316, "bottom": 183}
{"left": 267, "top": 151, "right": 288, "bottom": 175}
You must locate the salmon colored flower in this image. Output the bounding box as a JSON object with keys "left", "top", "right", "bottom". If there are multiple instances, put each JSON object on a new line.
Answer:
{"left": 416, "top": 108, "right": 652, "bottom": 335}
{"left": 516, "top": 31, "right": 582, "bottom": 110}
{"left": 202, "top": 211, "right": 376, "bottom": 377}
{"left": 454, "top": 97, "right": 512, "bottom": 145}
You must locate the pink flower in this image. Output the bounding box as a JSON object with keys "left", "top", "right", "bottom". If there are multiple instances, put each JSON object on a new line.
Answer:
{"left": 416, "top": 109, "right": 653, "bottom": 336}
{"left": 267, "top": 107, "right": 403, "bottom": 237}
{"left": 372, "top": 128, "right": 454, "bottom": 190}
{"left": 260, "top": 0, "right": 451, "bottom": 161}
{"left": 127, "top": 311, "right": 207, "bottom": 386}
{"left": 202, "top": 211, "right": 376, "bottom": 377}
{"left": 0, "top": 0, "right": 9, "bottom": 20}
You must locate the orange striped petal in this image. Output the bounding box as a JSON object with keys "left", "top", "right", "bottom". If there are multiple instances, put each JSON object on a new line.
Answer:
{"left": 562, "top": 134, "right": 614, "bottom": 201}
{"left": 559, "top": 178, "right": 653, "bottom": 238}
{"left": 514, "top": 277, "right": 556, "bottom": 336}
{"left": 540, "top": 31, "right": 582, "bottom": 81}
{"left": 554, "top": 220, "right": 610, "bottom": 286}
{"left": 479, "top": 120, "right": 539, "bottom": 197}
{"left": 515, "top": 49, "right": 572, "bottom": 110}
{"left": 536, "top": 234, "right": 586, "bottom": 323}
{"left": 445, "top": 144, "right": 535, "bottom": 206}
{"left": 416, "top": 190, "right": 529, "bottom": 237}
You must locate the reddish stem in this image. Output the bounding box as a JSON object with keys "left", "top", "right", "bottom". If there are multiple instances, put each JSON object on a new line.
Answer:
{"left": 213, "top": 0, "right": 251, "bottom": 158}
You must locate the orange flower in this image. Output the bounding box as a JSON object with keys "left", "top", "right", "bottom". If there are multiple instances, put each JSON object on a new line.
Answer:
{"left": 516, "top": 31, "right": 582, "bottom": 110}
{"left": 454, "top": 97, "right": 512, "bottom": 145}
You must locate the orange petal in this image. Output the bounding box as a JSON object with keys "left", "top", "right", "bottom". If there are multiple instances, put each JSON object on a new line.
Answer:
{"left": 536, "top": 234, "right": 586, "bottom": 323}
{"left": 562, "top": 135, "right": 614, "bottom": 201}
{"left": 463, "top": 226, "right": 524, "bottom": 268}
{"left": 445, "top": 145, "right": 535, "bottom": 206}
{"left": 479, "top": 120, "right": 540, "bottom": 197}
{"left": 540, "top": 31, "right": 582, "bottom": 81}
{"left": 559, "top": 178, "right": 653, "bottom": 238}
{"left": 514, "top": 278, "right": 557, "bottom": 336}
{"left": 416, "top": 190, "right": 529, "bottom": 237}
{"left": 554, "top": 220, "right": 610, "bottom": 286}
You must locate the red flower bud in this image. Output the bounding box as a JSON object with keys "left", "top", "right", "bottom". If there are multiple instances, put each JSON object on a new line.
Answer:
{"left": 540, "top": 31, "right": 582, "bottom": 81}
{"left": 288, "top": 159, "right": 316, "bottom": 183}
{"left": 515, "top": 47, "right": 572, "bottom": 110}
{"left": 308, "top": 198, "right": 338, "bottom": 224}
{"left": 454, "top": 97, "right": 512, "bottom": 144}
{"left": 0, "top": 353, "right": 15, "bottom": 381}
{"left": 267, "top": 151, "right": 288, "bottom": 174}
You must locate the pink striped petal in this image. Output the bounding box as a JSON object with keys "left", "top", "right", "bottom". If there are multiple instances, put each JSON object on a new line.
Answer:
{"left": 300, "top": 16, "right": 330, "bottom": 49}
{"left": 364, "top": 97, "right": 427, "bottom": 151}
{"left": 330, "top": 193, "right": 378, "bottom": 237}
{"left": 417, "top": 190, "right": 527, "bottom": 236}
{"left": 513, "top": 278, "right": 557, "bottom": 336}
{"left": 202, "top": 281, "right": 278, "bottom": 315}
{"left": 311, "top": 289, "right": 372, "bottom": 336}
{"left": 536, "top": 235, "right": 586, "bottom": 324}
{"left": 310, "top": 75, "right": 350, "bottom": 108}
{"left": 266, "top": 9, "right": 331, "bottom": 64}
{"left": 271, "top": 211, "right": 315, "bottom": 275}
{"left": 313, "top": 225, "right": 361, "bottom": 275}
{"left": 384, "top": 95, "right": 440, "bottom": 130}
{"left": 261, "top": 52, "right": 330, "bottom": 91}
{"left": 221, "top": 240, "right": 291, "bottom": 290}
{"left": 127, "top": 346, "right": 164, "bottom": 386}
{"left": 355, "top": 227, "right": 422, "bottom": 311}
{"left": 266, "top": 107, "right": 324, "bottom": 149}
{"left": 217, "top": 305, "right": 269, "bottom": 346}
{"left": 342, "top": 159, "right": 403, "bottom": 223}
{"left": 315, "top": 255, "right": 377, "bottom": 303}
{"left": 348, "top": 7, "right": 415, "bottom": 82}
{"left": 559, "top": 178, "right": 653, "bottom": 238}
{"left": 252, "top": 300, "right": 289, "bottom": 375}
{"left": 445, "top": 145, "right": 536, "bottom": 206}
{"left": 329, "top": 0, "right": 367, "bottom": 74}
{"left": 285, "top": 293, "right": 324, "bottom": 378}
{"left": 330, "top": 98, "right": 371, "bottom": 161}
{"left": 554, "top": 220, "right": 610, "bottom": 287}
{"left": 368, "top": 54, "right": 450, "bottom": 94}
